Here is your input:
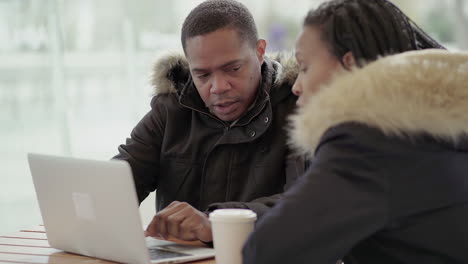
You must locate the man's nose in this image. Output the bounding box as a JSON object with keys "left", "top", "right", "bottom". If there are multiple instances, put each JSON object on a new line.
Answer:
{"left": 210, "top": 74, "right": 230, "bottom": 94}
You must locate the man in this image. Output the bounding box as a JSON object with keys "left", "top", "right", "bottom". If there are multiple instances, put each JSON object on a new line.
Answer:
{"left": 114, "top": 0, "right": 302, "bottom": 244}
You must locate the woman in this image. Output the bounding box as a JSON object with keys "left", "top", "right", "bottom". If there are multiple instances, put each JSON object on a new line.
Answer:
{"left": 243, "top": 0, "right": 468, "bottom": 263}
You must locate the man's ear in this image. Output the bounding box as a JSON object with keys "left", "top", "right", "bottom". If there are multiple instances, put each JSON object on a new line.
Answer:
{"left": 342, "top": 51, "right": 356, "bottom": 69}
{"left": 256, "top": 39, "right": 267, "bottom": 64}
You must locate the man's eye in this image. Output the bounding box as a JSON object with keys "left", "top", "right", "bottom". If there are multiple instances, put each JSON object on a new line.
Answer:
{"left": 300, "top": 67, "right": 308, "bottom": 73}
{"left": 198, "top": 73, "right": 210, "bottom": 79}
{"left": 230, "top": 66, "right": 241, "bottom": 72}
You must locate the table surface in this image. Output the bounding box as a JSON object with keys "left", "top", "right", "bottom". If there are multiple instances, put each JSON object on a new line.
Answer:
{"left": 0, "top": 225, "right": 215, "bottom": 264}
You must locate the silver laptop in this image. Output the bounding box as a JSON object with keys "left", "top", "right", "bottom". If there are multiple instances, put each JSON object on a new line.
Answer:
{"left": 27, "top": 153, "right": 215, "bottom": 264}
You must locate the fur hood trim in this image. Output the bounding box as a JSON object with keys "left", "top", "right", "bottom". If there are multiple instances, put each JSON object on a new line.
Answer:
{"left": 151, "top": 52, "right": 298, "bottom": 94}
{"left": 289, "top": 49, "right": 468, "bottom": 156}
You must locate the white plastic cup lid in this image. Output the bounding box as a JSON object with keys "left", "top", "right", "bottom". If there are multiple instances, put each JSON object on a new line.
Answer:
{"left": 209, "top": 209, "right": 257, "bottom": 223}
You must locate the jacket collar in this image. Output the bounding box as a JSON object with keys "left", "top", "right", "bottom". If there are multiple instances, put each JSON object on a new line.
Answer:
{"left": 289, "top": 49, "right": 468, "bottom": 156}
{"left": 150, "top": 52, "right": 298, "bottom": 125}
{"left": 151, "top": 52, "right": 298, "bottom": 96}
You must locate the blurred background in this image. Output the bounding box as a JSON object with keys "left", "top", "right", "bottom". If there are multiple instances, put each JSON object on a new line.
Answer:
{"left": 1, "top": 0, "right": 467, "bottom": 235}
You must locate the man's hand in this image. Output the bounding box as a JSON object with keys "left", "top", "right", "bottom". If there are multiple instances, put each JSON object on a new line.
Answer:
{"left": 145, "top": 201, "right": 212, "bottom": 242}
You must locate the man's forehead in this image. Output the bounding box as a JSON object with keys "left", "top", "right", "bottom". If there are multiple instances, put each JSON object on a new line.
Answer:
{"left": 185, "top": 30, "right": 253, "bottom": 71}
{"left": 185, "top": 27, "right": 244, "bottom": 46}
{"left": 186, "top": 29, "right": 251, "bottom": 52}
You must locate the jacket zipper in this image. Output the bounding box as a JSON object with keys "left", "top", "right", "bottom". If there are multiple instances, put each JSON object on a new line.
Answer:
{"left": 199, "top": 125, "right": 229, "bottom": 208}
{"left": 179, "top": 98, "right": 268, "bottom": 208}
{"left": 179, "top": 101, "right": 229, "bottom": 208}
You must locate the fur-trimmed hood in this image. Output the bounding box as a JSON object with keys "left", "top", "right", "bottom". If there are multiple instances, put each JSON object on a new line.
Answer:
{"left": 150, "top": 52, "right": 298, "bottom": 94}
{"left": 290, "top": 49, "right": 468, "bottom": 156}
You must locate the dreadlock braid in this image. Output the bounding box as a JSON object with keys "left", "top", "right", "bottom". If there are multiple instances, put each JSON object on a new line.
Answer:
{"left": 304, "top": 0, "right": 445, "bottom": 67}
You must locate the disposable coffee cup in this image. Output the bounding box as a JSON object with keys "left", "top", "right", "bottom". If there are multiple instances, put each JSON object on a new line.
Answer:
{"left": 209, "top": 209, "right": 257, "bottom": 264}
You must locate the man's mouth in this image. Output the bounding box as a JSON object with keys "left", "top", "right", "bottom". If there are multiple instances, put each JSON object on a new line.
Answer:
{"left": 212, "top": 101, "right": 239, "bottom": 115}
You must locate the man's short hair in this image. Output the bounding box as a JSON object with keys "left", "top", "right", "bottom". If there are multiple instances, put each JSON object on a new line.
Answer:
{"left": 181, "top": 0, "right": 259, "bottom": 54}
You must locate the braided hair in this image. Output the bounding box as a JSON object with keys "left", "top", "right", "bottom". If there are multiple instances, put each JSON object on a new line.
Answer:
{"left": 304, "top": 0, "right": 445, "bottom": 67}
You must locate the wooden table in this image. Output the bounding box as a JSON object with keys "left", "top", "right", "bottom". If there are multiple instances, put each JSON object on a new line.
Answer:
{"left": 0, "top": 226, "right": 215, "bottom": 264}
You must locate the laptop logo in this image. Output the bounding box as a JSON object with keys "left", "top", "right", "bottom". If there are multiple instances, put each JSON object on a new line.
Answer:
{"left": 72, "top": 192, "right": 96, "bottom": 221}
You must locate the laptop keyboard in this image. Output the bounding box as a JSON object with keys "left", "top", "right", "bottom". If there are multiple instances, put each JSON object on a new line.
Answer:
{"left": 148, "top": 247, "right": 191, "bottom": 260}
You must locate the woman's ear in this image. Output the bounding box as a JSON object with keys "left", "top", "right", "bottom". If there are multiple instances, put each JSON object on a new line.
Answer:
{"left": 256, "top": 39, "right": 267, "bottom": 64}
{"left": 342, "top": 51, "right": 356, "bottom": 69}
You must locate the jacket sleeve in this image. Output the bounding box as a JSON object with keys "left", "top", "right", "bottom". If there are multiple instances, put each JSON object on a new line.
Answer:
{"left": 205, "top": 152, "right": 307, "bottom": 218}
{"left": 242, "top": 126, "right": 389, "bottom": 264}
{"left": 113, "top": 96, "right": 166, "bottom": 204}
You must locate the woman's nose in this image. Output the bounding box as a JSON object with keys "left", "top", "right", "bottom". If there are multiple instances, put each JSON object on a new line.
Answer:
{"left": 292, "top": 81, "right": 302, "bottom": 96}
